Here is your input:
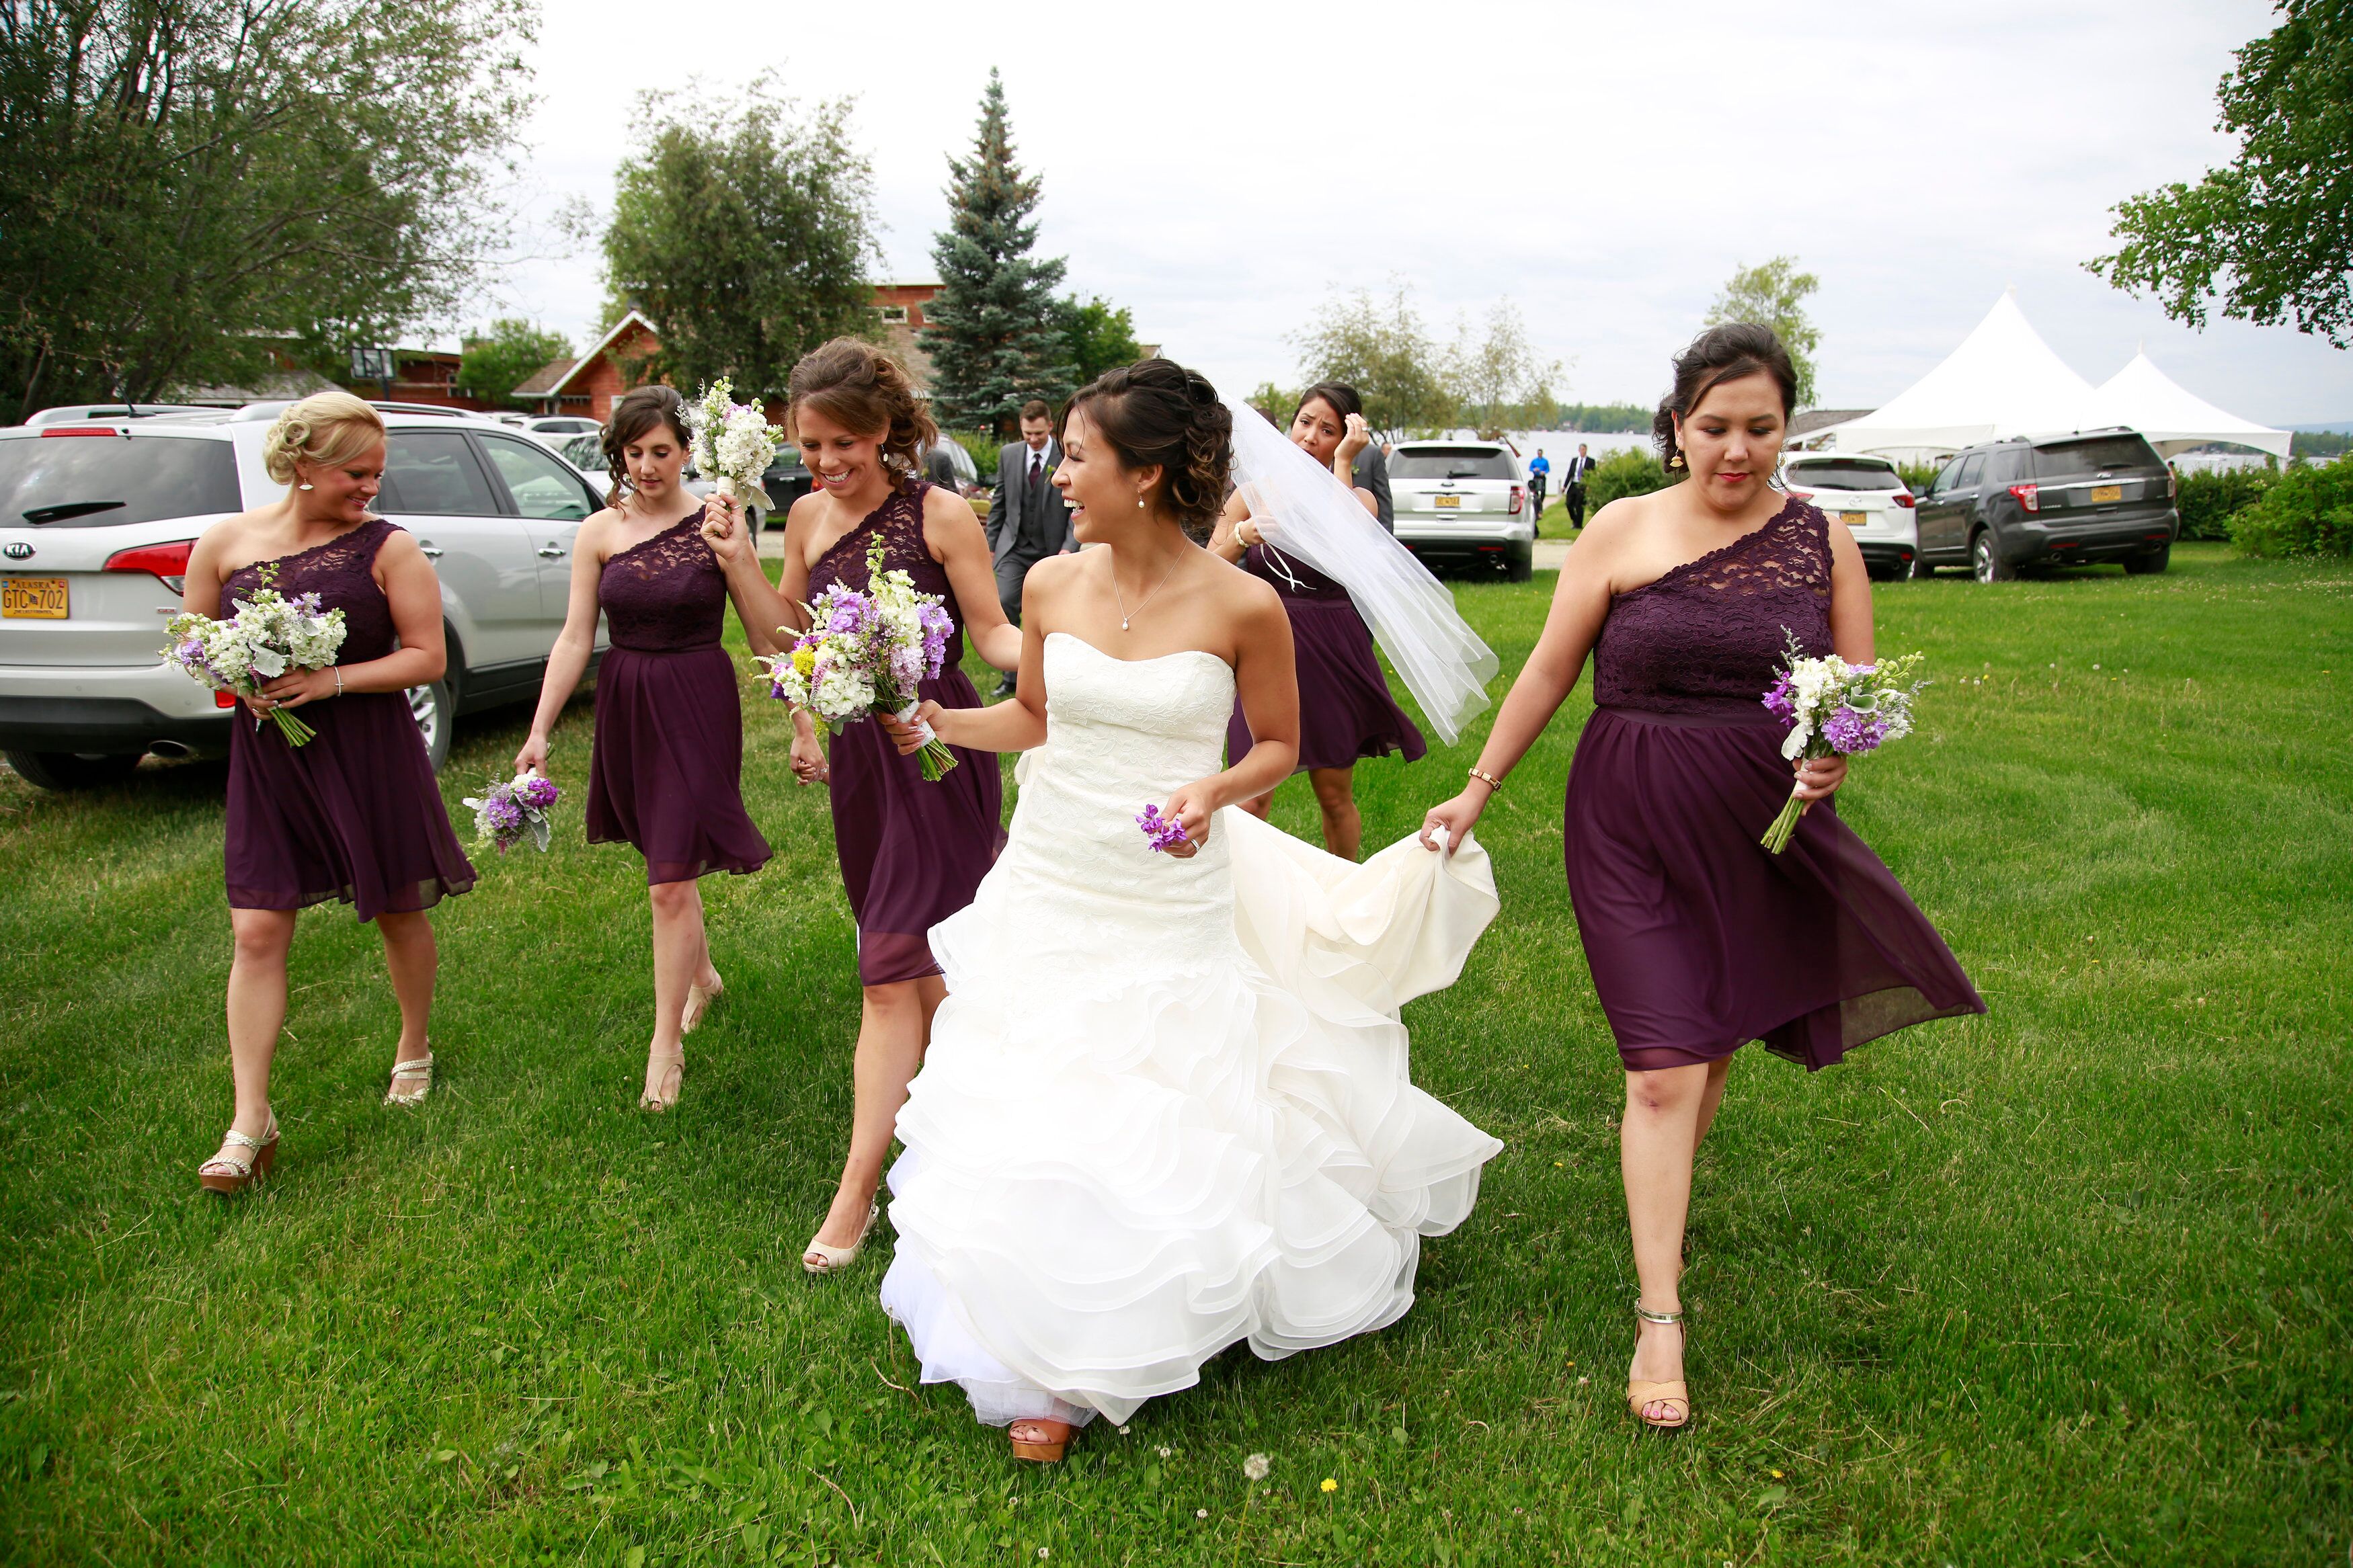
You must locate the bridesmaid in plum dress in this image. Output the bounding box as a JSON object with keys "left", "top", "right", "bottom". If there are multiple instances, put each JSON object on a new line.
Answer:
{"left": 704, "top": 339, "right": 1017, "bottom": 1275}
{"left": 517, "top": 386, "right": 772, "bottom": 1112}
{"left": 1423, "top": 326, "right": 1984, "bottom": 1433}
{"left": 1211, "top": 382, "right": 1424, "bottom": 860}
{"left": 181, "top": 393, "right": 476, "bottom": 1194}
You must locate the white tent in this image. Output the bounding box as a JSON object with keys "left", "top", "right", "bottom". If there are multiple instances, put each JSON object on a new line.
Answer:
{"left": 1818, "top": 289, "right": 2093, "bottom": 462}
{"left": 2081, "top": 349, "right": 2290, "bottom": 460}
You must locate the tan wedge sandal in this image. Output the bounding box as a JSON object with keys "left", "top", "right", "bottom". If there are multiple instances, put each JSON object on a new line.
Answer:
{"left": 1008, "top": 1418, "right": 1073, "bottom": 1464}
{"left": 198, "top": 1119, "right": 280, "bottom": 1196}
{"left": 1626, "top": 1301, "right": 1691, "bottom": 1432}
{"left": 681, "top": 973, "right": 723, "bottom": 1034}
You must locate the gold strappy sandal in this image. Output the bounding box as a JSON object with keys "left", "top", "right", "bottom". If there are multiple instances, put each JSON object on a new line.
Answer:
{"left": 385, "top": 1048, "right": 434, "bottom": 1107}
{"left": 1626, "top": 1301, "right": 1691, "bottom": 1432}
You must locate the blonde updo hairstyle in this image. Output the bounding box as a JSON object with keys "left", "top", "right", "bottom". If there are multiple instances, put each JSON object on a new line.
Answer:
{"left": 787, "top": 338, "right": 936, "bottom": 480}
{"left": 262, "top": 390, "right": 386, "bottom": 488}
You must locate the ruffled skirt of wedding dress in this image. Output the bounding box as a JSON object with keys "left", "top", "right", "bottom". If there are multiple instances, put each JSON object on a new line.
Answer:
{"left": 879, "top": 809, "right": 1504, "bottom": 1428}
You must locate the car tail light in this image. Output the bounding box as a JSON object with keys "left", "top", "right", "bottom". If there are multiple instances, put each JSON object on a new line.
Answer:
{"left": 2008, "top": 483, "right": 2040, "bottom": 513}
{"left": 1786, "top": 487, "right": 1814, "bottom": 501}
{"left": 1509, "top": 485, "right": 1523, "bottom": 515}
{"left": 104, "top": 538, "right": 195, "bottom": 595}
{"left": 40, "top": 426, "right": 122, "bottom": 438}
{"left": 1892, "top": 492, "right": 1916, "bottom": 508}
{"left": 215, "top": 690, "right": 238, "bottom": 708}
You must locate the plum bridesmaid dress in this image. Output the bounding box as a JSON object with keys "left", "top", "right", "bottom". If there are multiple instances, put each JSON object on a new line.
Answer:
{"left": 1225, "top": 543, "right": 1426, "bottom": 771}
{"left": 1562, "top": 497, "right": 1984, "bottom": 1070}
{"left": 584, "top": 507, "right": 772, "bottom": 883}
{"left": 806, "top": 479, "right": 1004, "bottom": 984}
{"left": 221, "top": 518, "right": 475, "bottom": 919}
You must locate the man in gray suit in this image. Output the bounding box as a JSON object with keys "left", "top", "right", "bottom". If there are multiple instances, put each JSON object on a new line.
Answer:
{"left": 1351, "top": 438, "right": 1394, "bottom": 530}
{"left": 990, "top": 398, "right": 1074, "bottom": 694}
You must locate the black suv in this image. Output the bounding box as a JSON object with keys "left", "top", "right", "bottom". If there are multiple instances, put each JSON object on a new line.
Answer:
{"left": 1913, "top": 429, "right": 2178, "bottom": 581}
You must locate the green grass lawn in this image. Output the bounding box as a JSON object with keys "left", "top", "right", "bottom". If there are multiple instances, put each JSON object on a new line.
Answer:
{"left": 2, "top": 543, "right": 2346, "bottom": 1565}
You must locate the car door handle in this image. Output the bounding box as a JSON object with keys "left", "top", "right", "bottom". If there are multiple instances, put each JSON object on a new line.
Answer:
{"left": 419, "top": 544, "right": 444, "bottom": 559}
{"left": 537, "top": 544, "right": 566, "bottom": 559}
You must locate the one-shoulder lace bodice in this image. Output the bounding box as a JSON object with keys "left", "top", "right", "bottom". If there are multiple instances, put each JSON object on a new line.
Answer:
{"left": 808, "top": 480, "right": 969, "bottom": 665}
{"left": 223, "top": 518, "right": 400, "bottom": 661}
{"left": 1594, "top": 498, "right": 1834, "bottom": 716}
{"left": 600, "top": 509, "right": 724, "bottom": 651}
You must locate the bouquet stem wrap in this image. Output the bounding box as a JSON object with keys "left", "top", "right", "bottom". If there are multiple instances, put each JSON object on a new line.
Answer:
{"left": 894, "top": 701, "right": 956, "bottom": 782}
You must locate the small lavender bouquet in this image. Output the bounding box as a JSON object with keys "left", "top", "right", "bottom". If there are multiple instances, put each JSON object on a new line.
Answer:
{"left": 1759, "top": 631, "right": 1928, "bottom": 854}
{"left": 461, "top": 772, "right": 561, "bottom": 854}
{"left": 756, "top": 534, "right": 960, "bottom": 779}
{"left": 688, "top": 377, "right": 780, "bottom": 508}
{"left": 1136, "top": 804, "right": 1190, "bottom": 854}
{"left": 162, "top": 573, "right": 346, "bottom": 747}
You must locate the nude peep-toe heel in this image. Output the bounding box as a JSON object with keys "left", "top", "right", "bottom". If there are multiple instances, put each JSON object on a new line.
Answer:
{"left": 639, "top": 1049, "right": 684, "bottom": 1114}
{"left": 681, "top": 973, "right": 723, "bottom": 1035}
{"left": 1008, "top": 1419, "right": 1073, "bottom": 1464}
{"left": 198, "top": 1118, "right": 280, "bottom": 1195}
{"left": 801, "top": 1202, "right": 879, "bottom": 1276}
{"left": 1626, "top": 1301, "right": 1691, "bottom": 1432}
{"left": 384, "top": 1048, "right": 435, "bottom": 1107}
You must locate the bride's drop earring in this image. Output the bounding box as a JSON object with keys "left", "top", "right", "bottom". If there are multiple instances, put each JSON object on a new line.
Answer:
{"left": 297, "top": 482, "right": 314, "bottom": 491}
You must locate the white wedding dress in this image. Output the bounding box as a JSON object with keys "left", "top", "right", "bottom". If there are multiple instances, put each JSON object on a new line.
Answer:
{"left": 878, "top": 631, "right": 1505, "bottom": 1428}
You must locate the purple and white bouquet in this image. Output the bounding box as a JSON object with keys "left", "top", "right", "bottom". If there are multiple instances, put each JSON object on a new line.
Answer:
{"left": 756, "top": 534, "right": 960, "bottom": 779}
{"left": 162, "top": 575, "right": 346, "bottom": 747}
{"left": 1135, "top": 804, "right": 1190, "bottom": 854}
{"left": 687, "top": 377, "right": 779, "bottom": 507}
{"left": 461, "top": 771, "right": 561, "bottom": 855}
{"left": 1758, "top": 631, "right": 1928, "bottom": 854}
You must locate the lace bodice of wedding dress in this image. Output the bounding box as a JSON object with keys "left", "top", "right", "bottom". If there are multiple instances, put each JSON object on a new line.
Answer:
{"left": 880, "top": 630, "right": 1505, "bottom": 1430}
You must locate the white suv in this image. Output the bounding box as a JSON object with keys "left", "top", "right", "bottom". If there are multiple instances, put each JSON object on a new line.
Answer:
{"left": 1777, "top": 454, "right": 1918, "bottom": 580}
{"left": 1388, "top": 441, "right": 1533, "bottom": 581}
{"left": 0, "top": 403, "right": 608, "bottom": 789}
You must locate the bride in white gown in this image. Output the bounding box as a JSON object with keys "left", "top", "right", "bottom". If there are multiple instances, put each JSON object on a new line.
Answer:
{"left": 878, "top": 360, "right": 1503, "bottom": 1462}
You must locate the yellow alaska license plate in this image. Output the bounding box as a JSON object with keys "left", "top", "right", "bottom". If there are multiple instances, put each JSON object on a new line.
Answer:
{"left": 1433, "top": 495, "right": 1462, "bottom": 509}
{"left": 2091, "top": 484, "right": 2123, "bottom": 503}
{"left": 1, "top": 577, "right": 67, "bottom": 618}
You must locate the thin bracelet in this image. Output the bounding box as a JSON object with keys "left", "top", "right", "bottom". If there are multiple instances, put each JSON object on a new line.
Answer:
{"left": 332, "top": 665, "right": 344, "bottom": 696}
{"left": 1467, "top": 766, "right": 1505, "bottom": 793}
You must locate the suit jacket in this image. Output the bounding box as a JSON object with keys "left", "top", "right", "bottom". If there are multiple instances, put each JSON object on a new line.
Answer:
{"left": 1561, "top": 454, "right": 1598, "bottom": 486}
{"left": 992, "top": 440, "right": 1074, "bottom": 563}
{"left": 1351, "top": 443, "right": 1394, "bottom": 532}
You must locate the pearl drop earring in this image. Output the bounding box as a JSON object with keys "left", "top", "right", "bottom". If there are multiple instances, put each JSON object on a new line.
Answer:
{"left": 298, "top": 482, "right": 314, "bottom": 491}
{"left": 1136, "top": 494, "right": 1146, "bottom": 509}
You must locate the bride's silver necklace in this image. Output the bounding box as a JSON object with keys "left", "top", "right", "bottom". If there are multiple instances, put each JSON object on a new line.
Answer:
{"left": 1113, "top": 554, "right": 1183, "bottom": 631}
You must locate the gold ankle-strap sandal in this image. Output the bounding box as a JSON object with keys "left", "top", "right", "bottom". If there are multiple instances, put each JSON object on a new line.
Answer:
{"left": 1626, "top": 1301, "right": 1691, "bottom": 1432}
{"left": 385, "top": 1050, "right": 435, "bottom": 1107}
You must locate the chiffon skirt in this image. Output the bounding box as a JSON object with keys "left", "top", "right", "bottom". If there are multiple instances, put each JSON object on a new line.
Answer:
{"left": 1563, "top": 704, "right": 1985, "bottom": 1071}
{"left": 224, "top": 688, "right": 475, "bottom": 921}
{"left": 585, "top": 643, "right": 771, "bottom": 884}
{"left": 1228, "top": 594, "right": 1427, "bottom": 773}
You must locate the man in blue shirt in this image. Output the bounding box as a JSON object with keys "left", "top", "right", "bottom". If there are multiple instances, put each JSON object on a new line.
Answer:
{"left": 1527, "top": 449, "right": 1550, "bottom": 518}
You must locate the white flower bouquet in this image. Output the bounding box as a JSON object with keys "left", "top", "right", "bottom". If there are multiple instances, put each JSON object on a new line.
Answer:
{"left": 688, "top": 377, "right": 780, "bottom": 508}
{"left": 756, "top": 535, "right": 959, "bottom": 779}
{"left": 1758, "top": 631, "right": 1929, "bottom": 854}
{"left": 163, "top": 573, "right": 347, "bottom": 747}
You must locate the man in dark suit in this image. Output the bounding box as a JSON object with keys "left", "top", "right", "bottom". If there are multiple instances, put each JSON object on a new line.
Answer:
{"left": 990, "top": 399, "right": 1074, "bottom": 695}
{"left": 1560, "top": 443, "right": 1597, "bottom": 529}
{"left": 1352, "top": 439, "right": 1394, "bottom": 530}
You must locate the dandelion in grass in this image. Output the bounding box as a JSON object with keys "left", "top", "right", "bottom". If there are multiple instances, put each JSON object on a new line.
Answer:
{"left": 1242, "top": 1453, "right": 1270, "bottom": 1481}
{"left": 1758, "top": 630, "right": 1929, "bottom": 854}
{"left": 1320, "top": 1478, "right": 1338, "bottom": 1493}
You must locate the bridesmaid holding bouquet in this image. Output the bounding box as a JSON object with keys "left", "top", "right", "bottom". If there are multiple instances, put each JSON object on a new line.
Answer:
{"left": 181, "top": 392, "right": 476, "bottom": 1193}
{"left": 703, "top": 339, "right": 1018, "bottom": 1274}
{"left": 516, "top": 386, "right": 773, "bottom": 1112}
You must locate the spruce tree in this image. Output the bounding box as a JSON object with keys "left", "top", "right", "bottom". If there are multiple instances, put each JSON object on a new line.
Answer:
{"left": 922, "top": 70, "right": 1073, "bottom": 436}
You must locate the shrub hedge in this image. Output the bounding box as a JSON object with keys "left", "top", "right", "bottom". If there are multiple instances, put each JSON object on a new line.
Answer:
{"left": 2227, "top": 454, "right": 2353, "bottom": 557}
{"left": 2176, "top": 464, "right": 2276, "bottom": 541}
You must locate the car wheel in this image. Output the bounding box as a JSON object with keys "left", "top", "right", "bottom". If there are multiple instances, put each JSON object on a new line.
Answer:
{"left": 1970, "top": 530, "right": 2015, "bottom": 583}
{"left": 5, "top": 749, "right": 145, "bottom": 790}
{"left": 1907, "top": 554, "right": 1936, "bottom": 580}
{"left": 408, "top": 678, "right": 454, "bottom": 773}
{"left": 2123, "top": 542, "right": 2170, "bottom": 576}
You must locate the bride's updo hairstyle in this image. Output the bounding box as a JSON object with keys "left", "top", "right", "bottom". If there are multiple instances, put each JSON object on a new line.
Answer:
{"left": 1651, "top": 323, "right": 1797, "bottom": 472}
{"left": 600, "top": 385, "right": 693, "bottom": 509}
{"left": 1062, "top": 358, "right": 1232, "bottom": 541}
{"left": 788, "top": 337, "right": 936, "bottom": 480}
{"left": 262, "top": 390, "right": 385, "bottom": 488}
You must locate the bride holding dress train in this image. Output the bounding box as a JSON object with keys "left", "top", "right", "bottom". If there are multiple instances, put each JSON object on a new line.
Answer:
{"left": 876, "top": 360, "right": 1503, "bottom": 1462}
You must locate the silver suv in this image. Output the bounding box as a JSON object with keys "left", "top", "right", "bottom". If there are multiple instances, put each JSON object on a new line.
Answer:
{"left": 0, "top": 403, "right": 607, "bottom": 789}
{"left": 1388, "top": 441, "right": 1533, "bottom": 581}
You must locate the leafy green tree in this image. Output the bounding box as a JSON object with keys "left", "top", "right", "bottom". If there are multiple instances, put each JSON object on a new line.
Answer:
{"left": 1443, "top": 298, "right": 1561, "bottom": 437}
{"left": 602, "top": 75, "right": 879, "bottom": 401}
{"left": 2091, "top": 1, "right": 2353, "bottom": 345}
{"left": 0, "top": 0, "right": 536, "bottom": 425}
{"left": 922, "top": 69, "right": 1072, "bottom": 436}
{"left": 1291, "top": 283, "right": 1455, "bottom": 434}
{"left": 457, "top": 319, "right": 570, "bottom": 408}
{"left": 1055, "top": 294, "right": 1142, "bottom": 388}
{"left": 1553, "top": 402, "right": 1653, "bottom": 434}
{"left": 1704, "top": 257, "right": 1821, "bottom": 408}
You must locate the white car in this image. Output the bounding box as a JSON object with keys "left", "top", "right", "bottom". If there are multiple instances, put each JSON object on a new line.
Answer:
{"left": 0, "top": 403, "right": 608, "bottom": 788}
{"left": 1778, "top": 454, "right": 1918, "bottom": 579}
{"left": 1387, "top": 440, "right": 1533, "bottom": 580}
{"left": 520, "top": 415, "right": 603, "bottom": 437}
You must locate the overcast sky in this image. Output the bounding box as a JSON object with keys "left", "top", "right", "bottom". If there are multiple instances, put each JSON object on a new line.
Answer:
{"left": 482, "top": 0, "right": 2351, "bottom": 426}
